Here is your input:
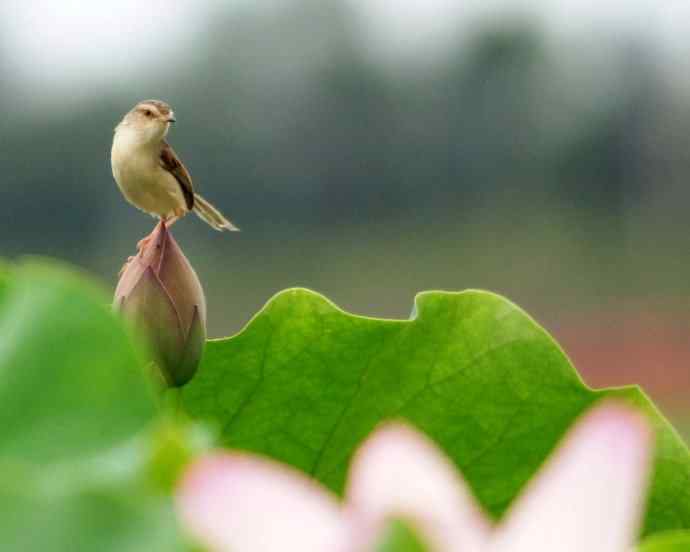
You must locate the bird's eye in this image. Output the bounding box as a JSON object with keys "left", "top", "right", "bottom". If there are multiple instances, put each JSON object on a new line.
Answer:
{"left": 144, "top": 110, "right": 153, "bottom": 117}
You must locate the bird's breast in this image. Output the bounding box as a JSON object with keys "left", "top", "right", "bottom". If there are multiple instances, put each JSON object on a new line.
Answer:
{"left": 111, "top": 132, "right": 186, "bottom": 217}
{"left": 112, "top": 134, "right": 157, "bottom": 184}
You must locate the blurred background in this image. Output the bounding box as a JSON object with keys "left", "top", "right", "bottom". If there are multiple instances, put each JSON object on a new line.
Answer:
{"left": 1, "top": 1, "right": 689, "bottom": 430}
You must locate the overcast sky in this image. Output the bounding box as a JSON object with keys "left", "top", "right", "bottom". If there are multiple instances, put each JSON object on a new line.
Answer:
{"left": 2, "top": 0, "right": 690, "bottom": 105}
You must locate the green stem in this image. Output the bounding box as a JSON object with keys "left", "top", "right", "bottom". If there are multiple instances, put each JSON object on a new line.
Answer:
{"left": 163, "top": 386, "right": 185, "bottom": 420}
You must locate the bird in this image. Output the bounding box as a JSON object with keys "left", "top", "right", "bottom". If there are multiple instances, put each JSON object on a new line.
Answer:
{"left": 111, "top": 99, "right": 239, "bottom": 243}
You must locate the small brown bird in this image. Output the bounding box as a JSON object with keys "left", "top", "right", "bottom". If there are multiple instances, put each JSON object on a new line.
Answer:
{"left": 111, "top": 99, "right": 238, "bottom": 235}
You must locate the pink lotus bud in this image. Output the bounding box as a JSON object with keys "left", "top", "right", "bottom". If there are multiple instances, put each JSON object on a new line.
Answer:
{"left": 114, "top": 222, "right": 206, "bottom": 387}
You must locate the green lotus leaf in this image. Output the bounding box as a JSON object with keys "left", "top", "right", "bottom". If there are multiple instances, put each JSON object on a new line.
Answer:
{"left": 182, "top": 288, "right": 690, "bottom": 539}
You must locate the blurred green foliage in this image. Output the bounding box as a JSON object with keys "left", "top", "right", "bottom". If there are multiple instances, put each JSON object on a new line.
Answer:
{"left": 376, "top": 520, "right": 429, "bottom": 552}
{"left": 639, "top": 530, "right": 690, "bottom": 551}
{"left": 0, "top": 262, "right": 186, "bottom": 551}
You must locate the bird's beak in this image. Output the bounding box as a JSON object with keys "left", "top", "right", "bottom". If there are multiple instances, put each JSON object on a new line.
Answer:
{"left": 167, "top": 112, "right": 176, "bottom": 123}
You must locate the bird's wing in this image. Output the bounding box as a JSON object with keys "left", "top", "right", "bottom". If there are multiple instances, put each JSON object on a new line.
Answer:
{"left": 159, "top": 140, "right": 195, "bottom": 210}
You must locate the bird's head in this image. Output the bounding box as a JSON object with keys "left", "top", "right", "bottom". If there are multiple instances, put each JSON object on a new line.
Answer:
{"left": 116, "top": 99, "right": 176, "bottom": 143}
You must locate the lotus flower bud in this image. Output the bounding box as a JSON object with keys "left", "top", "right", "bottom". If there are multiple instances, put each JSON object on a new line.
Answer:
{"left": 114, "top": 222, "right": 206, "bottom": 387}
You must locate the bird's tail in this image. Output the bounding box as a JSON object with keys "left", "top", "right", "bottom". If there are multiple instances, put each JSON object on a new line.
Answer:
{"left": 193, "top": 194, "right": 239, "bottom": 231}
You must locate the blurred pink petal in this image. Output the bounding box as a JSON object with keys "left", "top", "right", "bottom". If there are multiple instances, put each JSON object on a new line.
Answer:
{"left": 345, "top": 423, "right": 491, "bottom": 551}
{"left": 177, "top": 402, "right": 653, "bottom": 552}
{"left": 177, "top": 453, "right": 350, "bottom": 552}
{"left": 489, "top": 402, "right": 653, "bottom": 552}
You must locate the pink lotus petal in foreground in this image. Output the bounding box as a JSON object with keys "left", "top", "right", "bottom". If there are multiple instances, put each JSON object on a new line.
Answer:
{"left": 346, "top": 424, "right": 490, "bottom": 551}
{"left": 177, "top": 401, "right": 653, "bottom": 552}
{"left": 177, "top": 454, "right": 349, "bottom": 552}
{"left": 488, "top": 403, "right": 653, "bottom": 552}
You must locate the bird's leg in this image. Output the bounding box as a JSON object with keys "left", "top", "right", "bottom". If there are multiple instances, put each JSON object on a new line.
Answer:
{"left": 165, "top": 207, "right": 186, "bottom": 229}
{"left": 137, "top": 211, "right": 183, "bottom": 255}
